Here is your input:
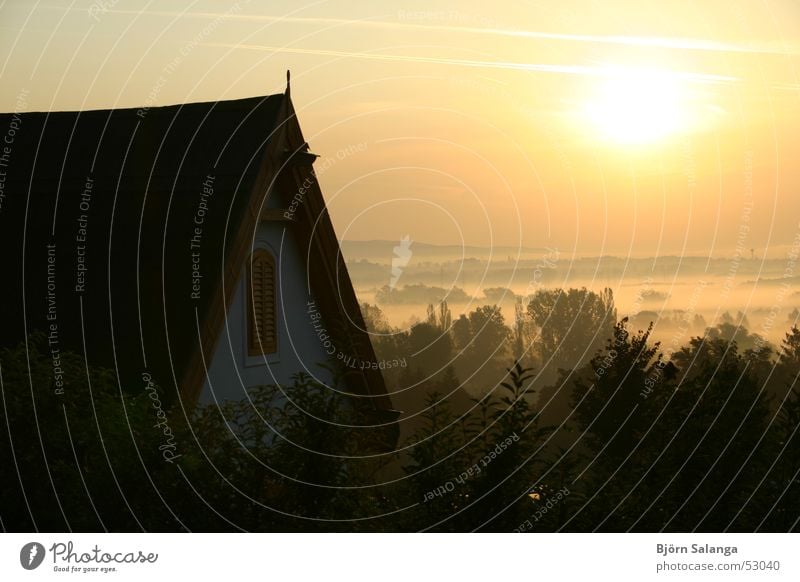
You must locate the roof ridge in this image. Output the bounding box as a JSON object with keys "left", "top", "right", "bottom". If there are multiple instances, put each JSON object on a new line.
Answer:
{"left": 0, "top": 92, "right": 284, "bottom": 116}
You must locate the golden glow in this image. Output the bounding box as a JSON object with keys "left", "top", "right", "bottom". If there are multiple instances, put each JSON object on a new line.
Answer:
{"left": 2, "top": 1, "right": 796, "bottom": 256}
{"left": 583, "top": 68, "right": 690, "bottom": 145}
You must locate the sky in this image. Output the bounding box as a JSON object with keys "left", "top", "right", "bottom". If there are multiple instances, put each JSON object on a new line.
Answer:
{"left": 2, "top": 0, "right": 800, "bottom": 257}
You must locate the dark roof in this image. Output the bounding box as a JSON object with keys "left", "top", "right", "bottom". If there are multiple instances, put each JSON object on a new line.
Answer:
{"left": 0, "top": 92, "right": 394, "bottom": 423}
{"left": 0, "top": 95, "right": 283, "bottom": 400}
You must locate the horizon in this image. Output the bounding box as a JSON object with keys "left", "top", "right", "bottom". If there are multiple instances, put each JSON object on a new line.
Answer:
{"left": 339, "top": 237, "right": 798, "bottom": 260}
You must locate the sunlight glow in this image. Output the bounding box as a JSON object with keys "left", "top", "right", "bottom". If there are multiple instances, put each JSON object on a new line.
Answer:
{"left": 583, "top": 67, "right": 691, "bottom": 145}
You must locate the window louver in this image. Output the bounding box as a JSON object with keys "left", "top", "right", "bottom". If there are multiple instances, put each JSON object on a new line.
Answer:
{"left": 248, "top": 249, "right": 277, "bottom": 355}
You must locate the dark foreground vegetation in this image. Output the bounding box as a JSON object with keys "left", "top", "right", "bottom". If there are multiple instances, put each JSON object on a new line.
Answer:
{"left": 2, "top": 288, "right": 799, "bottom": 531}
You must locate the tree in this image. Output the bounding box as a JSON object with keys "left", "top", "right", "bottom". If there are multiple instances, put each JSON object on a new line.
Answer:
{"left": 451, "top": 314, "right": 471, "bottom": 353}
{"left": 764, "top": 386, "right": 800, "bottom": 530}
{"left": 769, "top": 326, "right": 800, "bottom": 403}
{"left": 512, "top": 297, "right": 537, "bottom": 369}
{"left": 648, "top": 336, "right": 774, "bottom": 531}
{"left": 439, "top": 300, "right": 453, "bottom": 332}
{"left": 400, "top": 363, "right": 551, "bottom": 532}
{"left": 468, "top": 305, "right": 511, "bottom": 358}
{"left": 403, "top": 322, "right": 454, "bottom": 381}
{"left": 477, "top": 363, "right": 551, "bottom": 531}
{"left": 450, "top": 305, "right": 512, "bottom": 396}
{"left": 0, "top": 335, "right": 185, "bottom": 531}
{"left": 757, "top": 326, "right": 800, "bottom": 530}
{"left": 360, "top": 302, "right": 391, "bottom": 333}
{"left": 185, "top": 371, "right": 397, "bottom": 531}
{"left": 531, "top": 288, "right": 618, "bottom": 438}
{"left": 542, "top": 319, "right": 668, "bottom": 530}
{"left": 528, "top": 287, "right": 616, "bottom": 380}
{"left": 705, "top": 313, "right": 769, "bottom": 354}
{"left": 425, "top": 301, "right": 452, "bottom": 332}
{"left": 570, "top": 319, "right": 663, "bottom": 463}
{"left": 400, "top": 389, "right": 470, "bottom": 528}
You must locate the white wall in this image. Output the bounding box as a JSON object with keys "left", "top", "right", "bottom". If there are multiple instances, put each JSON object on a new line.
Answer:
{"left": 199, "top": 219, "right": 336, "bottom": 405}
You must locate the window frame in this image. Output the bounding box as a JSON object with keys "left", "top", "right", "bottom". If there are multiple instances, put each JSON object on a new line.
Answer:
{"left": 247, "top": 248, "right": 278, "bottom": 356}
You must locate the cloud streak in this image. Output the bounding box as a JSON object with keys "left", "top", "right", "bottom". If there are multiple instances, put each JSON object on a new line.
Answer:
{"left": 200, "top": 41, "right": 738, "bottom": 84}
{"left": 93, "top": 9, "right": 799, "bottom": 56}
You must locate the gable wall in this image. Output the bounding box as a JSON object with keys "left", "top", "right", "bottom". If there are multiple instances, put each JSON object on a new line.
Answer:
{"left": 199, "top": 219, "right": 335, "bottom": 404}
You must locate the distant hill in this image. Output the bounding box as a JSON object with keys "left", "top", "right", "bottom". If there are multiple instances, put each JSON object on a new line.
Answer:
{"left": 339, "top": 239, "right": 544, "bottom": 263}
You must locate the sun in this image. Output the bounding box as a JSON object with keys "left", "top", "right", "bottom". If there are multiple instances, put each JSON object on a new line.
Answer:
{"left": 583, "top": 67, "right": 690, "bottom": 145}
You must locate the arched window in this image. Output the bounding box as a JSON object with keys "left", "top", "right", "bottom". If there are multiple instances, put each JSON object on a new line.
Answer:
{"left": 248, "top": 249, "right": 277, "bottom": 355}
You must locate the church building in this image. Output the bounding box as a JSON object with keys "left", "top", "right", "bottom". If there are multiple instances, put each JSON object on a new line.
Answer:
{"left": 0, "top": 74, "right": 397, "bottom": 441}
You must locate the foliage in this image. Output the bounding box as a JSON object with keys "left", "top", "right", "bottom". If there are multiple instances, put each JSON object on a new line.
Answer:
{"left": 528, "top": 287, "right": 616, "bottom": 379}
{"left": 3, "top": 289, "right": 800, "bottom": 532}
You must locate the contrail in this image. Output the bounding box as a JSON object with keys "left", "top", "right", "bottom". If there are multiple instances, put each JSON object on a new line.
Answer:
{"left": 200, "top": 41, "right": 738, "bottom": 84}
{"left": 89, "top": 9, "right": 799, "bottom": 56}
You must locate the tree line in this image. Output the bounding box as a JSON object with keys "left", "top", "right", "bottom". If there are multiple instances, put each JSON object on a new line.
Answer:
{"left": 1, "top": 288, "right": 798, "bottom": 531}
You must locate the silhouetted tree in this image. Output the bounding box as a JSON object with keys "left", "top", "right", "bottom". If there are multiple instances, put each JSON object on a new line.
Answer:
{"left": 450, "top": 305, "right": 511, "bottom": 395}
{"left": 512, "top": 297, "right": 537, "bottom": 369}
{"left": 706, "top": 312, "right": 769, "bottom": 353}
{"left": 0, "top": 335, "right": 186, "bottom": 531}
{"left": 570, "top": 319, "right": 663, "bottom": 463}
{"left": 528, "top": 287, "right": 616, "bottom": 380}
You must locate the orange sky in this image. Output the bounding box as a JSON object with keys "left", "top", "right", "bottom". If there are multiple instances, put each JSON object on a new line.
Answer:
{"left": 2, "top": 0, "right": 799, "bottom": 256}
